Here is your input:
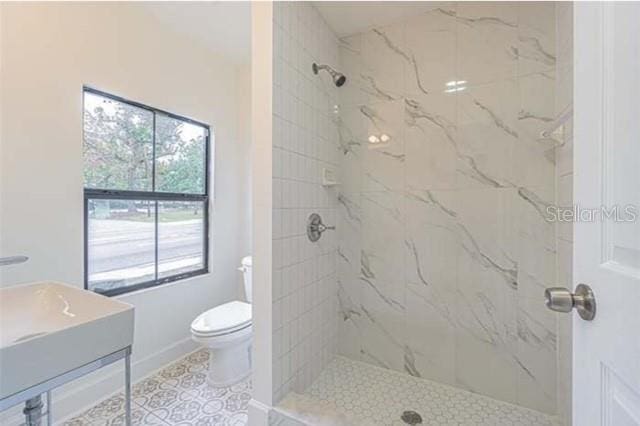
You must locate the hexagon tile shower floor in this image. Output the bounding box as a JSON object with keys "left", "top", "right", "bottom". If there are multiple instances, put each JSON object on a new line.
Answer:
{"left": 274, "top": 356, "right": 559, "bottom": 426}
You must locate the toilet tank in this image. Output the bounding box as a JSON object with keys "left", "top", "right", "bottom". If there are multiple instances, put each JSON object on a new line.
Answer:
{"left": 240, "top": 256, "right": 252, "bottom": 303}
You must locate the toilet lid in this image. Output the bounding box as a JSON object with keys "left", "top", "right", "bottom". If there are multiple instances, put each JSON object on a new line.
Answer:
{"left": 191, "top": 301, "right": 252, "bottom": 336}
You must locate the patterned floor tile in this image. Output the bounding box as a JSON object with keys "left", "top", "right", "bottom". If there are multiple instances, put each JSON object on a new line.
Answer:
{"left": 63, "top": 349, "right": 250, "bottom": 426}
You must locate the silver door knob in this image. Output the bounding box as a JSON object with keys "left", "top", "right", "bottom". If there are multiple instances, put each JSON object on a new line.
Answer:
{"left": 544, "top": 283, "right": 596, "bottom": 321}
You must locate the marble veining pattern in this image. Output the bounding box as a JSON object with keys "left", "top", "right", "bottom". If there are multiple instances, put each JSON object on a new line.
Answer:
{"left": 335, "top": 1, "right": 562, "bottom": 416}
{"left": 274, "top": 356, "right": 559, "bottom": 425}
{"left": 62, "top": 349, "right": 250, "bottom": 426}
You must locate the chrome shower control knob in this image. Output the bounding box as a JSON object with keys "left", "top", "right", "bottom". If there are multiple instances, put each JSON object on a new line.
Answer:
{"left": 307, "top": 213, "right": 335, "bottom": 242}
{"left": 544, "top": 284, "right": 596, "bottom": 321}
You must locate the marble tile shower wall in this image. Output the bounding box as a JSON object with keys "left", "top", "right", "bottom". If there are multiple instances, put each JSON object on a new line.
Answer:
{"left": 335, "top": 2, "right": 561, "bottom": 415}
{"left": 272, "top": 2, "right": 341, "bottom": 404}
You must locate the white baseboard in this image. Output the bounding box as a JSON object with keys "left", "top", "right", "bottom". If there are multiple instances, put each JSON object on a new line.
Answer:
{"left": 1, "top": 336, "right": 199, "bottom": 425}
{"left": 248, "top": 399, "right": 272, "bottom": 426}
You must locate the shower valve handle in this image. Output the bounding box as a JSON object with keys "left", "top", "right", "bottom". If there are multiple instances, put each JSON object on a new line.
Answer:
{"left": 318, "top": 223, "right": 335, "bottom": 232}
{"left": 307, "top": 213, "right": 334, "bottom": 242}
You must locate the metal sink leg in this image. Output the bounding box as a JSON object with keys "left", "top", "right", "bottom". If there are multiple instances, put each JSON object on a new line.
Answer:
{"left": 125, "top": 350, "right": 131, "bottom": 426}
{"left": 23, "top": 395, "right": 43, "bottom": 426}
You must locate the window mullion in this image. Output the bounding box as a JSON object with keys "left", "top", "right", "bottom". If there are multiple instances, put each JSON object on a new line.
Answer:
{"left": 154, "top": 199, "right": 159, "bottom": 281}
{"left": 84, "top": 189, "right": 207, "bottom": 201}
{"left": 152, "top": 111, "right": 156, "bottom": 192}
{"left": 152, "top": 112, "right": 158, "bottom": 281}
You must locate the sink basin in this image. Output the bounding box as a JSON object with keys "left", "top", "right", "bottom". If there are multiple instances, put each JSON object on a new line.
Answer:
{"left": 0, "top": 281, "right": 134, "bottom": 401}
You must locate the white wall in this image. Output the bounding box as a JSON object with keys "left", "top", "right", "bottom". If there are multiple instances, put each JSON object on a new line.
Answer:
{"left": 237, "top": 63, "right": 253, "bottom": 283}
{"left": 250, "top": 1, "right": 274, "bottom": 418}
{"left": 0, "top": 2, "right": 250, "bottom": 421}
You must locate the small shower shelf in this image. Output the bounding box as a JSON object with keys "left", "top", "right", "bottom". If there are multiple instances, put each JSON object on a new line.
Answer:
{"left": 321, "top": 167, "right": 340, "bottom": 187}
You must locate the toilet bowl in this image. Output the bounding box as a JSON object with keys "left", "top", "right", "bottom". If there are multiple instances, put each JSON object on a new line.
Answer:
{"left": 190, "top": 256, "right": 252, "bottom": 387}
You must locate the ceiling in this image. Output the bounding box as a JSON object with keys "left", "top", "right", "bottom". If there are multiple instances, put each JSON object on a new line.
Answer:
{"left": 313, "top": 2, "right": 441, "bottom": 38}
{"left": 139, "top": 2, "right": 443, "bottom": 63}
{"left": 142, "top": 2, "right": 251, "bottom": 64}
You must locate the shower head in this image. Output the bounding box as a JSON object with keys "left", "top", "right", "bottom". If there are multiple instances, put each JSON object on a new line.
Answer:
{"left": 312, "top": 63, "right": 347, "bottom": 87}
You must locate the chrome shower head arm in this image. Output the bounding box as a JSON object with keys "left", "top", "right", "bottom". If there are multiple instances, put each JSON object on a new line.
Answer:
{"left": 312, "top": 63, "right": 347, "bottom": 87}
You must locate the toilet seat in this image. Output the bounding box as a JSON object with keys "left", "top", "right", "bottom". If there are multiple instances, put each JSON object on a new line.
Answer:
{"left": 191, "top": 301, "right": 252, "bottom": 338}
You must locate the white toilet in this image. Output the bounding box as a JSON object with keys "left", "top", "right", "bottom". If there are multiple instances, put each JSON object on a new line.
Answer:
{"left": 190, "top": 256, "right": 252, "bottom": 387}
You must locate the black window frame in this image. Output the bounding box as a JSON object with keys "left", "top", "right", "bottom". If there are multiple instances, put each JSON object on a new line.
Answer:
{"left": 83, "top": 86, "right": 210, "bottom": 297}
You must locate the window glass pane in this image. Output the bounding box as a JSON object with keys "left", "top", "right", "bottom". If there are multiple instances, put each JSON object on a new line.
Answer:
{"left": 88, "top": 199, "right": 156, "bottom": 294}
{"left": 155, "top": 114, "right": 206, "bottom": 194}
{"left": 158, "top": 201, "right": 205, "bottom": 278}
{"left": 83, "top": 92, "right": 153, "bottom": 191}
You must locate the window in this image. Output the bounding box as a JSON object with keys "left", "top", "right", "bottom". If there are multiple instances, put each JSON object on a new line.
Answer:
{"left": 83, "top": 87, "right": 210, "bottom": 296}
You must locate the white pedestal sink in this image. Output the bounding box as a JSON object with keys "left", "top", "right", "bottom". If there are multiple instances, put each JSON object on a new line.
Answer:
{"left": 0, "top": 281, "right": 134, "bottom": 423}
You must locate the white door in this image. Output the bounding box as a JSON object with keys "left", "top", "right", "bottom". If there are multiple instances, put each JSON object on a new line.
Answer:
{"left": 572, "top": 2, "right": 640, "bottom": 425}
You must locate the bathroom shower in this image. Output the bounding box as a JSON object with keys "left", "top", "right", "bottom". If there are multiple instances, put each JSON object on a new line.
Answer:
{"left": 312, "top": 62, "right": 346, "bottom": 87}
{"left": 269, "top": 2, "right": 575, "bottom": 425}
